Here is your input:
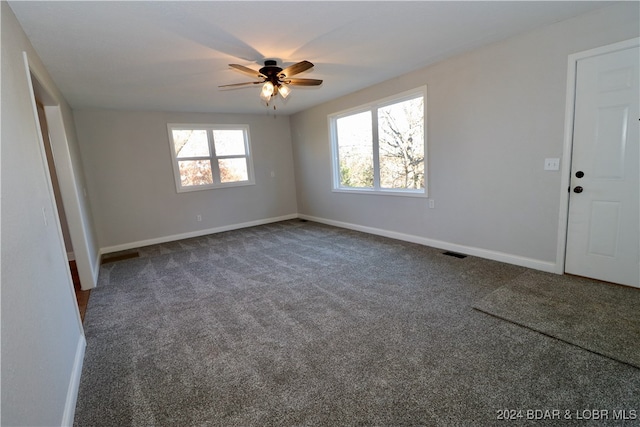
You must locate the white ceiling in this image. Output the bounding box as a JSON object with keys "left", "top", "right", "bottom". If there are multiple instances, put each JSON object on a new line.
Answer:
{"left": 10, "top": 1, "right": 613, "bottom": 115}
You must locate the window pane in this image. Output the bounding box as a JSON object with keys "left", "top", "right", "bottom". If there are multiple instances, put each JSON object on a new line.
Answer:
{"left": 178, "top": 160, "right": 213, "bottom": 186}
{"left": 378, "top": 97, "right": 424, "bottom": 189}
{"left": 173, "top": 130, "right": 209, "bottom": 158}
{"left": 218, "top": 158, "right": 248, "bottom": 183}
{"left": 336, "top": 111, "right": 373, "bottom": 188}
{"left": 213, "top": 130, "right": 246, "bottom": 156}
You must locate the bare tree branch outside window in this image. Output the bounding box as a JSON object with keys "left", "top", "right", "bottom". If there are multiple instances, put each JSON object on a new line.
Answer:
{"left": 378, "top": 97, "right": 424, "bottom": 189}
{"left": 332, "top": 91, "right": 425, "bottom": 193}
{"left": 168, "top": 125, "right": 253, "bottom": 191}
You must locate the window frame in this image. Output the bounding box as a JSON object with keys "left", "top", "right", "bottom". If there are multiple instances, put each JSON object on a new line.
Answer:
{"left": 167, "top": 123, "right": 255, "bottom": 193}
{"left": 329, "top": 86, "right": 427, "bottom": 197}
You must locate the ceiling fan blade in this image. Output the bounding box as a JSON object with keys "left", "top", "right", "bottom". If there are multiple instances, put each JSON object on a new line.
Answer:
{"left": 279, "top": 60, "right": 314, "bottom": 78}
{"left": 285, "top": 78, "right": 323, "bottom": 86}
{"left": 218, "top": 81, "right": 262, "bottom": 88}
{"left": 229, "top": 64, "right": 264, "bottom": 78}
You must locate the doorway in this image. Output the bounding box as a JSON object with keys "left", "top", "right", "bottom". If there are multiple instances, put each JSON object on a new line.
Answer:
{"left": 559, "top": 38, "right": 639, "bottom": 288}
{"left": 26, "top": 62, "right": 95, "bottom": 331}
{"left": 35, "top": 101, "right": 74, "bottom": 259}
{"left": 34, "top": 99, "right": 91, "bottom": 319}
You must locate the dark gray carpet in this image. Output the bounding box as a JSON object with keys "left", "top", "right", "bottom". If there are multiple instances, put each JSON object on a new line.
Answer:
{"left": 74, "top": 220, "right": 640, "bottom": 426}
{"left": 473, "top": 270, "right": 640, "bottom": 369}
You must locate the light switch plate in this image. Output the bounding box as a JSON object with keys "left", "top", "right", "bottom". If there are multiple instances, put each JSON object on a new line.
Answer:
{"left": 544, "top": 158, "right": 560, "bottom": 171}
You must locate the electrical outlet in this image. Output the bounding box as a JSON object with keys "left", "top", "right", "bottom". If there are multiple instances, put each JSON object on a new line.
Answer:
{"left": 429, "top": 199, "right": 435, "bottom": 209}
{"left": 544, "top": 158, "right": 560, "bottom": 171}
{"left": 196, "top": 215, "right": 202, "bottom": 222}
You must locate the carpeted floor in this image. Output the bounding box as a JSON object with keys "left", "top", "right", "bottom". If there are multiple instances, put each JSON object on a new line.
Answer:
{"left": 74, "top": 220, "right": 640, "bottom": 426}
{"left": 473, "top": 270, "right": 640, "bottom": 369}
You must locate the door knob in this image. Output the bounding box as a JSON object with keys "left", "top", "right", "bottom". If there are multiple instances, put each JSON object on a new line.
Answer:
{"left": 573, "top": 186, "right": 584, "bottom": 193}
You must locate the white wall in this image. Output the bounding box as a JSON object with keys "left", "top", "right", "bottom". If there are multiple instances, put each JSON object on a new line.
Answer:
{"left": 73, "top": 110, "right": 298, "bottom": 251}
{"left": 290, "top": 2, "right": 640, "bottom": 271}
{"left": 1, "top": 3, "right": 88, "bottom": 425}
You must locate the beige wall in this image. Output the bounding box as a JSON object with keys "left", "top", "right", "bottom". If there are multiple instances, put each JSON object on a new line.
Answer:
{"left": 73, "top": 110, "right": 298, "bottom": 250}
{"left": 290, "top": 2, "right": 640, "bottom": 270}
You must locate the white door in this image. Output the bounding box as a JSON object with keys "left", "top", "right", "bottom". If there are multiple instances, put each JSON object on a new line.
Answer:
{"left": 565, "top": 45, "right": 639, "bottom": 288}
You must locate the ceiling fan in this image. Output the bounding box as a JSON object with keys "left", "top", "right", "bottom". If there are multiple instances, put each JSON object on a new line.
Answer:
{"left": 219, "top": 60, "right": 322, "bottom": 104}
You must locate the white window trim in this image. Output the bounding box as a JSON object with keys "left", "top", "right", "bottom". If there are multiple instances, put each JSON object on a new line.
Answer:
{"left": 167, "top": 123, "right": 255, "bottom": 193}
{"left": 329, "top": 86, "right": 427, "bottom": 197}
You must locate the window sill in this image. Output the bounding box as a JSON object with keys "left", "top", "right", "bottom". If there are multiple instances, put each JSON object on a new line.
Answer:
{"left": 177, "top": 180, "right": 255, "bottom": 193}
{"left": 332, "top": 188, "right": 427, "bottom": 198}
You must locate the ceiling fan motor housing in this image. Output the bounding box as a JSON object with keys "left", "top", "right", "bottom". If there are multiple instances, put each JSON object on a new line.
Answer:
{"left": 260, "top": 60, "right": 283, "bottom": 80}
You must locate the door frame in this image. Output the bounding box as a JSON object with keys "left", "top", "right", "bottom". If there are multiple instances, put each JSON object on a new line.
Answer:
{"left": 556, "top": 37, "right": 640, "bottom": 274}
{"left": 23, "top": 52, "right": 98, "bottom": 289}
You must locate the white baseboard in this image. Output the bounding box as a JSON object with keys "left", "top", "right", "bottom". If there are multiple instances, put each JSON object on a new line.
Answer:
{"left": 100, "top": 214, "right": 299, "bottom": 255}
{"left": 300, "top": 214, "right": 558, "bottom": 273}
{"left": 100, "top": 212, "right": 557, "bottom": 274}
{"left": 61, "top": 335, "right": 86, "bottom": 427}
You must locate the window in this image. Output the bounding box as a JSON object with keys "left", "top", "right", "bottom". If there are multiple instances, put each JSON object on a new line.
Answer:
{"left": 330, "top": 87, "right": 426, "bottom": 196}
{"left": 168, "top": 124, "right": 255, "bottom": 192}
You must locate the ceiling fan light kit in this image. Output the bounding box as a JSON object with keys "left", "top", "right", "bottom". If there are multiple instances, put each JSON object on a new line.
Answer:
{"left": 221, "top": 59, "right": 322, "bottom": 106}
{"left": 278, "top": 83, "right": 291, "bottom": 99}
{"left": 260, "top": 81, "right": 275, "bottom": 101}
